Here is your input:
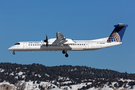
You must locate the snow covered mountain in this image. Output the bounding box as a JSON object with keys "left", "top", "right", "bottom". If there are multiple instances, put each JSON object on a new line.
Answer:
{"left": 0, "top": 63, "right": 135, "bottom": 90}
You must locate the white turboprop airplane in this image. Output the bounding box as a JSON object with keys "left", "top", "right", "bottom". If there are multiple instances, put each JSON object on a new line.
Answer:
{"left": 8, "top": 23, "right": 128, "bottom": 57}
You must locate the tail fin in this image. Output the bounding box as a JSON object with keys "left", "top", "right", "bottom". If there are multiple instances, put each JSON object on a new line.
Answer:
{"left": 107, "top": 23, "right": 128, "bottom": 42}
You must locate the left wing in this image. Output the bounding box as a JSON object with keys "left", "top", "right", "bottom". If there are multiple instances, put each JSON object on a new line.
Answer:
{"left": 56, "top": 32, "right": 75, "bottom": 44}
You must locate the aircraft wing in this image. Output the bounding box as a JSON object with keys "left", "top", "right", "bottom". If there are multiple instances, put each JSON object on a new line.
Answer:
{"left": 56, "top": 32, "right": 75, "bottom": 44}
{"left": 56, "top": 32, "right": 66, "bottom": 41}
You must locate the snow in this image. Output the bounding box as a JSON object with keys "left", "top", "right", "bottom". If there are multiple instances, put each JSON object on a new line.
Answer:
{"left": 0, "top": 81, "right": 135, "bottom": 90}
{"left": 60, "top": 86, "right": 70, "bottom": 90}
{"left": 18, "top": 72, "right": 23, "bottom": 76}
{"left": 119, "top": 78, "right": 135, "bottom": 82}
{"left": 15, "top": 76, "right": 18, "bottom": 79}
{"left": 0, "top": 68, "right": 4, "bottom": 72}
{"left": 58, "top": 76, "right": 70, "bottom": 81}
{"left": 22, "top": 75, "right": 25, "bottom": 79}
{"left": 0, "top": 82, "right": 10, "bottom": 85}
{"left": 35, "top": 74, "right": 41, "bottom": 78}
{"left": 70, "top": 83, "right": 87, "bottom": 90}
{"left": 88, "top": 87, "right": 98, "bottom": 90}
{"left": 58, "top": 76, "right": 64, "bottom": 80}
{"left": 112, "top": 82, "right": 117, "bottom": 87}
{"left": 101, "top": 84, "right": 113, "bottom": 90}
{"left": 62, "top": 81, "right": 72, "bottom": 84}
{"left": 24, "top": 81, "right": 33, "bottom": 90}
{"left": 45, "top": 73, "right": 50, "bottom": 77}
{"left": 38, "top": 74, "right": 41, "bottom": 78}
{"left": 125, "top": 86, "right": 135, "bottom": 90}
{"left": 40, "top": 81, "right": 54, "bottom": 88}
{"left": 51, "top": 87, "right": 62, "bottom": 90}
{"left": 24, "top": 81, "right": 43, "bottom": 90}
{"left": 74, "top": 68, "right": 77, "bottom": 71}
{"left": 0, "top": 81, "right": 16, "bottom": 90}
{"left": 10, "top": 72, "right": 14, "bottom": 76}
{"left": 66, "top": 77, "right": 70, "bottom": 80}
{"left": 117, "top": 87, "right": 124, "bottom": 90}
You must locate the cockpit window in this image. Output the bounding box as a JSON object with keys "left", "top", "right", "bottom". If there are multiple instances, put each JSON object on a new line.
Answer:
{"left": 14, "top": 43, "right": 20, "bottom": 45}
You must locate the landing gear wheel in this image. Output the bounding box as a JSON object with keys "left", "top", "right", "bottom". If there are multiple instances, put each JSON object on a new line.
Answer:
{"left": 65, "top": 53, "right": 68, "bottom": 57}
{"left": 13, "top": 51, "right": 15, "bottom": 55}
{"left": 62, "top": 50, "right": 66, "bottom": 54}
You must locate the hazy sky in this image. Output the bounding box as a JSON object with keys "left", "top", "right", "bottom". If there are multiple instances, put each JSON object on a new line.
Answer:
{"left": 0, "top": 0, "right": 135, "bottom": 73}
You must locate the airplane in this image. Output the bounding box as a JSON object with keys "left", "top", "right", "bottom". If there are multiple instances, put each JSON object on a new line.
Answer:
{"left": 8, "top": 23, "right": 128, "bottom": 57}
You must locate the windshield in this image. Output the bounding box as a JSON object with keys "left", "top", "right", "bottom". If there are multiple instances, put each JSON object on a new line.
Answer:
{"left": 14, "top": 43, "right": 20, "bottom": 45}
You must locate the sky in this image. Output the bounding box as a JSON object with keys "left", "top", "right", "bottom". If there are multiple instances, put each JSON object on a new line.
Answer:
{"left": 0, "top": 0, "right": 135, "bottom": 73}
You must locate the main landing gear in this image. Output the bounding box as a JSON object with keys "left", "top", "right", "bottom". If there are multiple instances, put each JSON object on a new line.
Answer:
{"left": 62, "top": 50, "right": 69, "bottom": 57}
{"left": 13, "top": 51, "right": 15, "bottom": 55}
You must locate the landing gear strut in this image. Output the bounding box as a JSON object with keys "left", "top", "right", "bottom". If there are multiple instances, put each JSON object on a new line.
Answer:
{"left": 62, "top": 50, "right": 69, "bottom": 57}
{"left": 62, "top": 50, "right": 66, "bottom": 54}
{"left": 13, "top": 51, "right": 15, "bottom": 55}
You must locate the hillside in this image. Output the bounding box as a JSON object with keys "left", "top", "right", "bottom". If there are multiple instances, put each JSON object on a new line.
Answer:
{"left": 0, "top": 62, "right": 135, "bottom": 90}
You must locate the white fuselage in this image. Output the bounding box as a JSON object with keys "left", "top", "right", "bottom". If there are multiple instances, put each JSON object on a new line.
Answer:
{"left": 8, "top": 23, "right": 128, "bottom": 57}
{"left": 8, "top": 37, "right": 122, "bottom": 51}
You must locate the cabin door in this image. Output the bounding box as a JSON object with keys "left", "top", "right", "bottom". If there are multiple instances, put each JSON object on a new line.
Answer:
{"left": 23, "top": 42, "right": 27, "bottom": 49}
{"left": 85, "top": 42, "right": 91, "bottom": 49}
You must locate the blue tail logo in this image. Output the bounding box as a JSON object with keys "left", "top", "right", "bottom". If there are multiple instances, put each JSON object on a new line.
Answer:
{"left": 107, "top": 24, "right": 128, "bottom": 42}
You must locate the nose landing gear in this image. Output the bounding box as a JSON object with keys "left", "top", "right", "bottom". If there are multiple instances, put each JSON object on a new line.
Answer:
{"left": 62, "top": 50, "right": 69, "bottom": 57}
{"left": 13, "top": 51, "right": 15, "bottom": 55}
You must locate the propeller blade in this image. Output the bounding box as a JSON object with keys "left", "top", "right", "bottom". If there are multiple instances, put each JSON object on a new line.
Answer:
{"left": 44, "top": 35, "right": 48, "bottom": 47}
{"left": 46, "top": 35, "right": 48, "bottom": 41}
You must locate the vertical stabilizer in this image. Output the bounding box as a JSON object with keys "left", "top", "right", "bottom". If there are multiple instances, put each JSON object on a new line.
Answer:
{"left": 107, "top": 23, "right": 128, "bottom": 42}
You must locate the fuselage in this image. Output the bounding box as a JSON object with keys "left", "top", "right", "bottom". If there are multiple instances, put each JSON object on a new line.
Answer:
{"left": 8, "top": 23, "right": 127, "bottom": 57}
{"left": 8, "top": 37, "right": 122, "bottom": 51}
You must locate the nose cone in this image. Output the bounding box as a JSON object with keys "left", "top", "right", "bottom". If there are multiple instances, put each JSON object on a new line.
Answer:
{"left": 8, "top": 46, "right": 14, "bottom": 51}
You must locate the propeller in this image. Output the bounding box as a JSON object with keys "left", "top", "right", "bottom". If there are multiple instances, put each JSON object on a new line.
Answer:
{"left": 44, "top": 35, "right": 48, "bottom": 47}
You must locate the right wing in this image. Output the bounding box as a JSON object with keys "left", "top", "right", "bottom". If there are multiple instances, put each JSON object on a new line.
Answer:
{"left": 56, "top": 32, "right": 66, "bottom": 41}
{"left": 56, "top": 32, "right": 75, "bottom": 44}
